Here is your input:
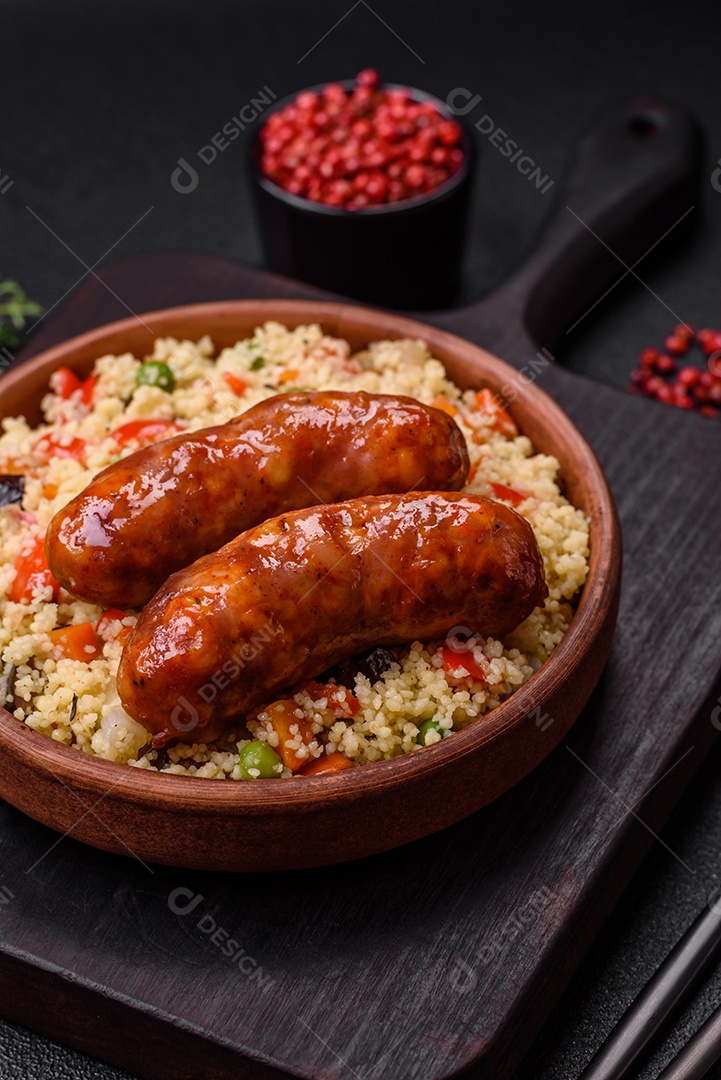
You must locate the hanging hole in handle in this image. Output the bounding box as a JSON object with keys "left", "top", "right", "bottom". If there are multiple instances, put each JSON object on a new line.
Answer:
{"left": 627, "top": 115, "right": 661, "bottom": 139}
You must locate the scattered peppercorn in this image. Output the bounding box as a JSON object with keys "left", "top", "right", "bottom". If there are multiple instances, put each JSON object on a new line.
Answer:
{"left": 258, "top": 69, "right": 464, "bottom": 209}
{"left": 628, "top": 325, "right": 720, "bottom": 419}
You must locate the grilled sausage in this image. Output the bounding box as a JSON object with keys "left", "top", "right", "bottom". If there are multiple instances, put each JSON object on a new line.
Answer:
{"left": 117, "top": 492, "right": 548, "bottom": 746}
{"left": 46, "top": 391, "right": 469, "bottom": 608}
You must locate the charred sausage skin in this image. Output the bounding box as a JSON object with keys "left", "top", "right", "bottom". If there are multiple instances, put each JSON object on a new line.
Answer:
{"left": 117, "top": 492, "right": 548, "bottom": 746}
{"left": 46, "top": 391, "right": 468, "bottom": 608}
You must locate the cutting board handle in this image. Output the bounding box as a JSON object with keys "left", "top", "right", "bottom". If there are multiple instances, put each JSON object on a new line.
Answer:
{"left": 469, "top": 97, "right": 703, "bottom": 353}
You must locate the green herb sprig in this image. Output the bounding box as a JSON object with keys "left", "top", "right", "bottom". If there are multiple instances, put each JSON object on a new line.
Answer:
{"left": 0, "top": 281, "right": 42, "bottom": 347}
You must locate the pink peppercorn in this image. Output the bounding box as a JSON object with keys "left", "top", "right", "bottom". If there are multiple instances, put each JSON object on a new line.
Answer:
{"left": 259, "top": 70, "right": 464, "bottom": 209}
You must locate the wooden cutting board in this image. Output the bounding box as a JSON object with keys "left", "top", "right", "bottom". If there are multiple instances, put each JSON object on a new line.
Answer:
{"left": 2, "top": 98, "right": 721, "bottom": 1080}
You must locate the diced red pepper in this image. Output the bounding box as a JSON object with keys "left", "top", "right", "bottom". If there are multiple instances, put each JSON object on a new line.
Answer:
{"left": 49, "top": 622, "right": 102, "bottom": 662}
{"left": 33, "top": 433, "right": 87, "bottom": 464}
{"left": 96, "top": 608, "right": 133, "bottom": 644}
{"left": 489, "top": 482, "right": 529, "bottom": 507}
{"left": 440, "top": 644, "right": 486, "bottom": 682}
{"left": 51, "top": 367, "right": 96, "bottom": 406}
{"left": 222, "top": 372, "right": 249, "bottom": 396}
{"left": 111, "top": 419, "right": 183, "bottom": 447}
{"left": 80, "top": 373, "right": 97, "bottom": 406}
{"left": 473, "top": 389, "right": 518, "bottom": 438}
{"left": 8, "top": 536, "right": 59, "bottom": 604}
{"left": 51, "top": 366, "right": 82, "bottom": 398}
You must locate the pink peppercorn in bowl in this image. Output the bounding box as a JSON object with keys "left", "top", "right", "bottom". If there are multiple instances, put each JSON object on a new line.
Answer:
{"left": 249, "top": 70, "right": 476, "bottom": 309}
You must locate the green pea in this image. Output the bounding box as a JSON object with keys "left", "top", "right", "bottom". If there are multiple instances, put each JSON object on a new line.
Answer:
{"left": 137, "top": 360, "right": 176, "bottom": 392}
{"left": 249, "top": 355, "right": 266, "bottom": 371}
{"left": 417, "top": 718, "right": 446, "bottom": 746}
{"left": 239, "top": 740, "right": 283, "bottom": 779}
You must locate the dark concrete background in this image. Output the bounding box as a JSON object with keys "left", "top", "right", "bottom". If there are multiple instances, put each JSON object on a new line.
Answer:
{"left": 1, "top": 1, "right": 721, "bottom": 1077}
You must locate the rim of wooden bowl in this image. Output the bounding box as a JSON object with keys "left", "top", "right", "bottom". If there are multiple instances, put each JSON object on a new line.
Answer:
{"left": 0, "top": 300, "right": 621, "bottom": 821}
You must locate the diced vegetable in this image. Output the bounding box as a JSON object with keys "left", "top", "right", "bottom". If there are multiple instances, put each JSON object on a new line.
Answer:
{"left": 222, "top": 371, "right": 248, "bottom": 396}
{"left": 298, "top": 752, "right": 354, "bottom": 776}
{"left": 249, "top": 355, "right": 266, "bottom": 371}
{"left": 264, "top": 698, "right": 315, "bottom": 772}
{"left": 417, "top": 718, "right": 446, "bottom": 746}
{"left": 33, "top": 433, "right": 87, "bottom": 464}
{"left": 431, "top": 394, "right": 458, "bottom": 417}
{"left": 52, "top": 366, "right": 82, "bottom": 398}
{"left": 296, "top": 680, "right": 360, "bottom": 718}
{"left": 489, "top": 482, "right": 529, "bottom": 507}
{"left": 0, "top": 475, "right": 25, "bottom": 507}
{"left": 80, "top": 373, "right": 97, "bottom": 406}
{"left": 96, "top": 608, "right": 133, "bottom": 644}
{"left": 8, "top": 536, "right": 59, "bottom": 603}
{"left": 278, "top": 369, "right": 299, "bottom": 385}
{"left": 473, "top": 389, "right": 518, "bottom": 438}
{"left": 136, "top": 361, "right": 176, "bottom": 393}
{"left": 239, "top": 740, "right": 283, "bottom": 779}
{"left": 0, "top": 456, "right": 35, "bottom": 477}
{"left": 111, "top": 419, "right": 183, "bottom": 447}
{"left": 51, "top": 367, "right": 96, "bottom": 406}
{"left": 440, "top": 643, "right": 487, "bottom": 682}
{"left": 49, "top": 622, "right": 102, "bottom": 662}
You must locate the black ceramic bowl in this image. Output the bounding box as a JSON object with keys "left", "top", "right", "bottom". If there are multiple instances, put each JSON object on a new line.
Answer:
{"left": 250, "top": 82, "right": 476, "bottom": 310}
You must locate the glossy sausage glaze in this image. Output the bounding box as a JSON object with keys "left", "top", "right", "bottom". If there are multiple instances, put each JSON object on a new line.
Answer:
{"left": 117, "top": 493, "right": 548, "bottom": 746}
{"left": 46, "top": 391, "right": 468, "bottom": 608}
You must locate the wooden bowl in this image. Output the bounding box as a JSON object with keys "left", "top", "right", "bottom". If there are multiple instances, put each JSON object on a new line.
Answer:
{"left": 0, "top": 301, "right": 621, "bottom": 872}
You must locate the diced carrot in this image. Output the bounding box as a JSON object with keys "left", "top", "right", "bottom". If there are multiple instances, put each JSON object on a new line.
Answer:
{"left": 264, "top": 699, "right": 316, "bottom": 772}
{"left": 298, "top": 752, "right": 354, "bottom": 776}
{"left": 441, "top": 644, "right": 486, "bottom": 682}
{"left": 278, "top": 369, "right": 300, "bottom": 385}
{"left": 0, "top": 457, "right": 34, "bottom": 476}
{"left": 431, "top": 394, "right": 458, "bottom": 417}
{"left": 296, "top": 680, "right": 360, "bottom": 718}
{"left": 8, "top": 536, "right": 59, "bottom": 603}
{"left": 33, "top": 433, "right": 87, "bottom": 464}
{"left": 42, "top": 484, "right": 58, "bottom": 500}
{"left": 222, "top": 371, "right": 248, "bottom": 396}
{"left": 111, "top": 419, "right": 183, "bottom": 447}
{"left": 473, "top": 389, "right": 518, "bottom": 438}
{"left": 96, "top": 608, "right": 133, "bottom": 644}
{"left": 489, "top": 482, "right": 529, "bottom": 507}
{"left": 49, "top": 622, "right": 102, "bottom": 662}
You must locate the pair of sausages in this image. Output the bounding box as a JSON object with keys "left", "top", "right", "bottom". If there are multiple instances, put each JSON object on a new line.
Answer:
{"left": 46, "top": 390, "right": 469, "bottom": 608}
{"left": 46, "top": 390, "right": 547, "bottom": 745}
